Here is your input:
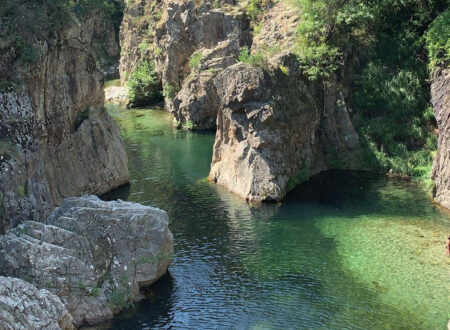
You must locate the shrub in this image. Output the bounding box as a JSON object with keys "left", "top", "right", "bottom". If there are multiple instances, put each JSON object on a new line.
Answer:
{"left": 425, "top": 8, "right": 450, "bottom": 70}
{"left": 127, "top": 60, "right": 162, "bottom": 107}
{"left": 162, "top": 83, "right": 178, "bottom": 100}
{"left": 189, "top": 52, "right": 203, "bottom": 72}
{"left": 138, "top": 41, "right": 149, "bottom": 55}
{"left": 237, "top": 47, "right": 268, "bottom": 69}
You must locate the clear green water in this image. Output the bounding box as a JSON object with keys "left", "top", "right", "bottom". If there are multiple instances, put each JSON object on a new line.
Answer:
{"left": 105, "top": 104, "right": 450, "bottom": 330}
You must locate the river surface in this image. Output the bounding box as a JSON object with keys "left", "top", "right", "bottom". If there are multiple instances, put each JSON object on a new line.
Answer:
{"left": 104, "top": 104, "right": 450, "bottom": 330}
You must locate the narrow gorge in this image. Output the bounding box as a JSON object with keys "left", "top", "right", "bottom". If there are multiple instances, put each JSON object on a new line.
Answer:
{"left": 1, "top": 0, "right": 449, "bottom": 329}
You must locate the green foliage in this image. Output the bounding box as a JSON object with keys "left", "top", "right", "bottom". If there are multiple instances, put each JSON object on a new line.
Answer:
{"left": 139, "top": 41, "right": 149, "bottom": 55}
{"left": 245, "top": 0, "right": 263, "bottom": 22}
{"left": 17, "top": 185, "right": 25, "bottom": 198}
{"left": 189, "top": 52, "right": 203, "bottom": 72}
{"left": 355, "top": 61, "right": 436, "bottom": 181}
{"left": 91, "top": 287, "right": 101, "bottom": 297}
{"left": 183, "top": 121, "right": 195, "bottom": 130}
{"left": 107, "top": 274, "right": 133, "bottom": 309}
{"left": 287, "top": 0, "right": 444, "bottom": 185}
{"left": 77, "top": 280, "right": 86, "bottom": 290}
{"left": 107, "top": 287, "right": 131, "bottom": 309}
{"left": 127, "top": 60, "right": 162, "bottom": 107}
{"left": 163, "top": 83, "right": 179, "bottom": 100}
{"left": 279, "top": 65, "right": 290, "bottom": 76}
{"left": 154, "top": 46, "right": 163, "bottom": 56}
{"left": 291, "top": 0, "right": 446, "bottom": 80}
{"left": 245, "top": 0, "right": 273, "bottom": 22}
{"left": 237, "top": 47, "right": 268, "bottom": 68}
{"left": 74, "top": 107, "right": 90, "bottom": 131}
{"left": 0, "top": 0, "right": 123, "bottom": 82}
{"left": 425, "top": 8, "right": 450, "bottom": 70}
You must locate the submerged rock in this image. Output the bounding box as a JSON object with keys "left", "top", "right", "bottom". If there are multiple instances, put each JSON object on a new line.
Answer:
{"left": 0, "top": 276, "right": 74, "bottom": 330}
{"left": 0, "top": 195, "right": 174, "bottom": 327}
{"left": 432, "top": 67, "right": 450, "bottom": 209}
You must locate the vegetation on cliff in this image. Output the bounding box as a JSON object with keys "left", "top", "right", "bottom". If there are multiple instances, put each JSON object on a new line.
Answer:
{"left": 425, "top": 8, "right": 450, "bottom": 71}
{"left": 245, "top": 0, "right": 448, "bottom": 188}
{"left": 0, "top": 0, "right": 123, "bottom": 89}
{"left": 127, "top": 60, "right": 162, "bottom": 107}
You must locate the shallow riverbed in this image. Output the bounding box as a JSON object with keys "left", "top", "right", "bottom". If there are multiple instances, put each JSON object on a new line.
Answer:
{"left": 104, "top": 104, "right": 450, "bottom": 329}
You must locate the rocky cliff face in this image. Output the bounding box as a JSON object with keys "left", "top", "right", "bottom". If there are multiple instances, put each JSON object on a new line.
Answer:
{"left": 431, "top": 67, "right": 450, "bottom": 208}
{"left": 120, "top": 0, "right": 359, "bottom": 201}
{"left": 120, "top": 0, "right": 249, "bottom": 129}
{"left": 0, "top": 195, "right": 174, "bottom": 328}
{"left": 0, "top": 15, "right": 130, "bottom": 231}
{"left": 209, "top": 55, "right": 359, "bottom": 202}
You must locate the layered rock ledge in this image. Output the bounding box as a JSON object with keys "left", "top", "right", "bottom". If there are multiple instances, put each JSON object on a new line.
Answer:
{"left": 0, "top": 195, "right": 173, "bottom": 328}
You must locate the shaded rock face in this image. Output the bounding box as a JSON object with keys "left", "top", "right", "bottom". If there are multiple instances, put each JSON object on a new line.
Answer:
{"left": 0, "top": 276, "right": 74, "bottom": 330}
{"left": 209, "top": 58, "right": 359, "bottom": 202}
{"left": 432, "top": 67, "right": 450, "bottom": 209}
{"left": 120, "top": 1, "right": 359, "bottom": 201}
{"left": 120, "top": 0, "right": 249, "bottom": 129}
{"left": 0, "top": 195, "right": 174, "bottom": 327}
{"left": 0, "top": 18, "right": 130, "bottom": 232}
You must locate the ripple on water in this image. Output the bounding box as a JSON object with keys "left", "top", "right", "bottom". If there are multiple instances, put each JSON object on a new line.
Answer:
{"left": 105, "top": 104, "right": 450, "bottom": 330}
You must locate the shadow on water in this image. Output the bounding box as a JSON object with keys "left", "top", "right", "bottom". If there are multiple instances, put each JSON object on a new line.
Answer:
{"left": 103, "top": 104, "right": 450, "bottom": 330}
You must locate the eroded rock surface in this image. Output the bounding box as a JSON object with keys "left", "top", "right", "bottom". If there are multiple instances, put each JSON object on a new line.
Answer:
{"left": 0, "top": 195, "right": 173, "bottom": 327}
{"left": 120, "top": 1, "right": 359, "bottom": 201}
{"left": 0, "top": 276, "right": 74, "bottom": 330}
{"left": 432, "top": 67, "right": 450, "bottom": 208}
{"left": 209, "top": 56, "right": 359, "bottom": 202}
{"left": 120, "top": 0, "right": 249, "bottom": 129}
{"left": 0, "top": 16, "right": 130, "bottom": 231}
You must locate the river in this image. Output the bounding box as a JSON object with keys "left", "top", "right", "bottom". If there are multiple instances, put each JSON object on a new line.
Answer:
{"left": 104, "top": 104, "right": 450, "bottom": 329}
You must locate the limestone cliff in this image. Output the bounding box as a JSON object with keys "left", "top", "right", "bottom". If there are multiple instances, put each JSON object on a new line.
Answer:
{"left": 120, "top": 0, "right": 249, "bottom": 128}
{"left": 120, "top": 0, "right": 360, "bottom": 201}
{"left": 209, "top": 55, "right": 359, "bottom": 202}
{"left": 431, "top": 67, "right": 450, "bottom": 208}
{"left": 0, "top": 8, "right": 130, "bottom": 232}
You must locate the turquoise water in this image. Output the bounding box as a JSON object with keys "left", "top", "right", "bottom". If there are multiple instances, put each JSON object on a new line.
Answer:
{"left": 105, "top": 104, "right": 450, "bottom": 329}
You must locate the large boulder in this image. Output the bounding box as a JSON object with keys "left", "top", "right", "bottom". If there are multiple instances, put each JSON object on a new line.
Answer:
{"left": 208, "top": 58, "right": 359, "bottom": 202}
{"left": 432, "top": 67, "right": 450, "bottom": 209}
{"left": 0, "top": 196, "right": 173, "bottom": 327}
{"left": 0, "top": 276, "right": 74, "bottom": 330}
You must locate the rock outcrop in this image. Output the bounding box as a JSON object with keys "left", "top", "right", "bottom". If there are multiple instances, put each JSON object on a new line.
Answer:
{"left": 0, "top": 276, "right": 74, "bottom": 330}
{"left": 0, "top": 195, "right": 174, "bottom": 328}
{"left": 432, "top": 67, "right": 450, "bottom": 208}
{"left": 120, "top": 0, "right": 359, "bottom": 201}
{"left": 0, "top": 12, "right": 130, "bottom": 231}
{"left": 120, "top": 0, "right": 249, "bottom": 129}
{"left": 209, "top": 56, "right": 359, "bottom": 202}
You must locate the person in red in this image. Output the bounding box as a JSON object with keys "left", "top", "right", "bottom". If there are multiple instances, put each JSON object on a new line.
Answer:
{"left": 446, "top": 236, "right": 450, "bottom": 255}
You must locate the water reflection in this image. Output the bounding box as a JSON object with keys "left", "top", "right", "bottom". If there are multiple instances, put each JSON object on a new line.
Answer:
{"left": 105, "top": 104, "right": 450, "bottom": 330}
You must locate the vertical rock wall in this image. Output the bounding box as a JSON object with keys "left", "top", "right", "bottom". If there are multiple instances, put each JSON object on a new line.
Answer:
{"left": 119, "top": 0, "right": 360, "bottom": 201}
{"left": 0, "top": 17, "right": 130, "bottom": 231}
{"left": 120, "top": 0, "right": 250, "bottom": 129}
{"left": 432, "top": 67, "right": 450, "bottom": 208}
